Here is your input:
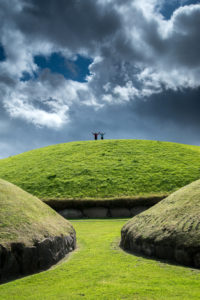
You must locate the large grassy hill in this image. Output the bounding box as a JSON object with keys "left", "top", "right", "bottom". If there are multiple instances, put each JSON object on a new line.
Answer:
{"left": 121, "top": 179, "right": 200, "bottom": 268}
{"left": 0, "top": 140, "right": 200, "bottom": 200}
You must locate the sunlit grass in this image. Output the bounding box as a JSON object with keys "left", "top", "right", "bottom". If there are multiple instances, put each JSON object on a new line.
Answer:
{"left": 0, "top": 140, "right": 200, "bottom": 201}
{"left": 0, "top": 179, "right": 74, "bottom": 245}
{"left": 0, "top": 219, "right": 199, "bottom": 300}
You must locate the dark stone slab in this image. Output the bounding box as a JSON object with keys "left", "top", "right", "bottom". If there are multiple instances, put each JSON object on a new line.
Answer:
{"left": 83, "top": 207, "right": 108, "bottom": 218}
{"left": 194, "top": 252, "right": 200, "bottom": 268}
{"left": 0, "top": 232, "right": 76, "bottom": 283}
{"left": 59, "top": 209, "right": 83, "bottom": 219}
{"left": 155, "top": 244, "right": 174, "bottom": 260}
{"left": 174, "top": 249, "right": 192, "bottom": 266}
{"left": 110, "top": 208, "right": 131, "bottom": 218}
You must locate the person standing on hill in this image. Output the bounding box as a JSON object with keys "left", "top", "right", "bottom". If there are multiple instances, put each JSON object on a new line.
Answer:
{"left": 99, "top": 132, "right": 105, "bottom": 140}
{"left": 92, "top": 132, "right": 99, "bottom": 140}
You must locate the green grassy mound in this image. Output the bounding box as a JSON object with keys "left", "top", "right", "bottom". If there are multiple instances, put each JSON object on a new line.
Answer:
{"left": 0, "top": 179, "right": 76, "bottom": 282}
{"left": 121, "top": 179, "right": 200, "bottom": 268}
{"left": 0, "top": 179, "right": 74, "bottom": 246}
{"left": 0, "top": 140, "right": 200, "bottom": 202}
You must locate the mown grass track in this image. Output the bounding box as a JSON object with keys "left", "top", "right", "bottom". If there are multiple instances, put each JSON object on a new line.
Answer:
{"left": 0, "top": 219, "right": 199, "bottom": 300}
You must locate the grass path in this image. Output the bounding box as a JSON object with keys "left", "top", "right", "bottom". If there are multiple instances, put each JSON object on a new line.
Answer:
{"left": 0, "top": 219, "right": 199, "bottom": 299}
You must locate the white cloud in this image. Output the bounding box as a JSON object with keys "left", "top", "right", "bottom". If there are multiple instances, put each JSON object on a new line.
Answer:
{"left": 0, "top": 0, "right": 200, "bottom": 129}
{"left": 1, "top": 69, "right": 102, "bottom": 128}
{"left": 113, "top": 81, "right": 139, "bottom": 102}
{"left": 6, "top": 99, "right": 68, "bottom": 129}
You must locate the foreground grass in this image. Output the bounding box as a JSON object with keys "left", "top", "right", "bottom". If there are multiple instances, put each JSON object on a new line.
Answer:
{"left": 1, "top": 140, "right": 200, "bottom": 200}
{"left": 0, "top": 219, "right": 199, "bottom": 300}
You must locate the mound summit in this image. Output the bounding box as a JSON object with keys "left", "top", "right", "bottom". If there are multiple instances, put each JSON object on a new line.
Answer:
{"left": 0, "top": 179, "right": 76, "bottom": 283}
{"left": 0, "top": 140, "right": 200, "bottom": 206}
{"left": 121, "top": 179, "right": 200, "bottom": 268}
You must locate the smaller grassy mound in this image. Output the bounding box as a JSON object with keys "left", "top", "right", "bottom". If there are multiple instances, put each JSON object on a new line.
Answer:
{"left": 0, "top": 179, "right": 76, "bottom": 282}
{"left": 0, "top": 179, "right": 75, "bottom": 246}
{"left": 121, "top": 179, "right": 200, "bottom": 268}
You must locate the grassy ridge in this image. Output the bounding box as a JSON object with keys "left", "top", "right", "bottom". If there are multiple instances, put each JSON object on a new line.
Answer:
{"left": 0, "top": 179, "right": 74, "bottom": 246}
{"left": 122, "top": 180, "right": 200, "bottom": 251}
{"left": 0, "top": 140, "right": 200, "bottom": 200}
{"left": 0, "top": 219, "right": 199, "bottom": 299}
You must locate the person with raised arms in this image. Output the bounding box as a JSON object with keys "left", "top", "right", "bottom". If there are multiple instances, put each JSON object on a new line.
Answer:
{"left": 92, "top": 132, "right": 99, "bottom": 140}
{"left": 99, "top": 132, "right": 105, "bottom": 140}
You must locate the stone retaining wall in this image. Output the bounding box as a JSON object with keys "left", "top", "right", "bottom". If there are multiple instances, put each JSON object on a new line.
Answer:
{"left": 58, "top": 206, "right": 149, "bottom": 219}
{"left": 0, "top": 233, "right": 76, "bottom": 283}
{"left": 44, "top": 195, "right": 167, "bottom": 211}
{"left": 120, "top": 231, "right": 200, "bottom": 268}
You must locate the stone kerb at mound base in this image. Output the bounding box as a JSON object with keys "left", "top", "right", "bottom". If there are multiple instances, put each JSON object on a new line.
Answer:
{"left": 59, "top": 206, "right": 149, "bottom": 218}
{"left": 0, "top": 233, "right": 76, "bottom": 283}
{"left": 44, "top": 195, "right": 167, "bottom": 219}
{"left": 120, "top": 179, "right": 200, "bottom": 269}
{"left": 120, "top": 229, "right": 200, "bottom": 269}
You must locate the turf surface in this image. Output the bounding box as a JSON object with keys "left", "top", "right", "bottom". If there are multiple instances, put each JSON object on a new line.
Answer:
{"left": 0, "top": 140, "right": 200, "bottom": 200}
{"left": 0, "top": 179, "right": 74, "bottom": 246}
{"left": 0, "top": 219, "right": 199, "bottom": 300}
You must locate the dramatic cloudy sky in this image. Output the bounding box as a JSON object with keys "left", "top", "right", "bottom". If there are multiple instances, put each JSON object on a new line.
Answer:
{"left": 0, "top": 0, "right": 200, "bottom": 158}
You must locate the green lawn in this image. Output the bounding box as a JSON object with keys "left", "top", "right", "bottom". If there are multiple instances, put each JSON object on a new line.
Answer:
{"left": 1, "top": 140, "right": 200, "bottom": 200}
{"left": 0, "top": 219, "right": 199, "bottom": 300}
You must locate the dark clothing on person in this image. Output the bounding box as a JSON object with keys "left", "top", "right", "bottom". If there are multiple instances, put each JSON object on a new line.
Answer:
{"left": 92, "top": 133, "right": 98, "bottom": 140}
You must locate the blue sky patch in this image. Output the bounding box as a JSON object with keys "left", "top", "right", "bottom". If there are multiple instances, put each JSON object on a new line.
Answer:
{"left": 34, "top": 53, "right": 93, "bottom": 82}
{"left": 160, "top": 0, "right": 200, "bottom": 19}
{"left": 0, "top": 44, "right": 6, "bottom": 62}
{"left": 20, "top": 71, "right": 34, "bottom": 82}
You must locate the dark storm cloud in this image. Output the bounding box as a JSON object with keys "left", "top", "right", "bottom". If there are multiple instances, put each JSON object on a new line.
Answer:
{"left": 0, "top": 73, "right": 15, "bottom": 86}
{"left": 169, "top": 6, "right": 200, "bottom": 67}
{"left": 134, "top": 88, "right": 200, "bottom": 129}
{"left": 14, "top": 0, "right": 121, "bottom": 53}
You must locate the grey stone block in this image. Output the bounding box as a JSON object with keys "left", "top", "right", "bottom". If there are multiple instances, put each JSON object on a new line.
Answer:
{"left": 110, "top": 208, "right": 131, "bottom": 218}
{"left": 155, "top": 244, "right": 174, "bottom": 260}
{"left": 194, "top": 252, "right": 200, "bottom": 268}
{"left": 59, "top": 209, "right": 83, "bottom": 219}
{"left": 174, "top": 249, "right": 191, "bottom": 266}
{"left": 83, "top": 207, "right": 108, "bottom": 218}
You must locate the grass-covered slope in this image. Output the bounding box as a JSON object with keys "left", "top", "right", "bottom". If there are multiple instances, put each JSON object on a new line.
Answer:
{"left": 0, "top": 179, "right": 76, "bottom": 282}
{"left": 0, "top": 179, "right": 74, "bottom": 246}
{"left": 121, "top": 179, "right": 200, "bottom": 268}
{"left": 0, "top": 140, "right": 200, "bottom": 200}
